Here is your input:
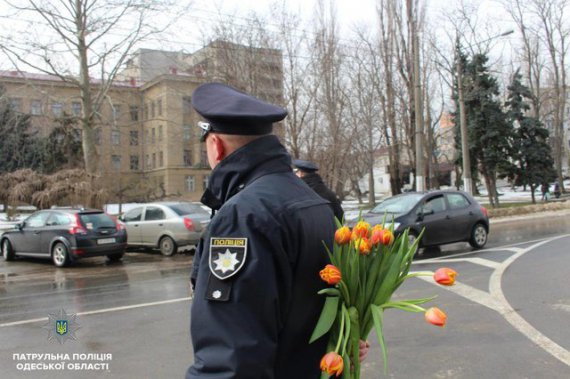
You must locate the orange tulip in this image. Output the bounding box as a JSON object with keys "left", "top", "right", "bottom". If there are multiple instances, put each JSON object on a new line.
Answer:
{"left": 334, "top": 226, "right": 352, "bottom": 245}
{"left": 320, "top": 264, "right": 342, "bottom": 285}
{"left": 425, "top": 307, "right": 447, "bottom": 327}
{"left": 434, "top": 268, "right": 457, "bottom": 286}
{"left": 355, "top": 237, "right": 372, "bottom": 255}
{"left": 320, "top": 352, "right": 344, "bottom": 377}
{"left": 352, "top": 221, "right": 370, "bottom": 239}
{"left": 372, "top": 229, "right": 393, "bottom": 245}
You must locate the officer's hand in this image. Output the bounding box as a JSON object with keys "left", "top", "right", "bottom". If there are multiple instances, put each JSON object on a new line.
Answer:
{"left": 359, "top": 340, "right": 370, "bottom": 362}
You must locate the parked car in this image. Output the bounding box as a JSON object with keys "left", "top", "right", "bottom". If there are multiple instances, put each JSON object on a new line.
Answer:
{"left": 1, "top": 208, "right": 127, "bottom": 267}
{"left": 353, "top": 190, "right": 489, "bottom": 252}
{"left": 119, "top": 202, "right": 210, "bottom": 256}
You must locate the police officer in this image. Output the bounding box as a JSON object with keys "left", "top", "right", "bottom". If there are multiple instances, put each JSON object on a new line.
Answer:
{"left": 293, "top": 159, "right": 344, "bottom": 222}
{"left": 187, "top": 83, "right": 335, "bottom": 378}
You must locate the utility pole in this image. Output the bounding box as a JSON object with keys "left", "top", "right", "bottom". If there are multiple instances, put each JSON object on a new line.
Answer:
{"left": 409, "top": 0, "right": 425, "bottom": 191}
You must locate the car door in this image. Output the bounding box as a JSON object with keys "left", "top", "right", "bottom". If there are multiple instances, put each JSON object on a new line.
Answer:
{"left": 43, "top": 212, "right": 73, "bottom": 256}
{"left": 416, "top": 195, "right": 450, "bottom": 246}
{"left": 445, "top": 192, "right": 474, "bottom": 241}
{"left": 140, "top": 206, "right": 167, "bottom": 246}
{"left": 122, "top": 207, "right": 143, "bottom": 244}
{"left": 16, "top": 211, "right": 51, "bottom": 253}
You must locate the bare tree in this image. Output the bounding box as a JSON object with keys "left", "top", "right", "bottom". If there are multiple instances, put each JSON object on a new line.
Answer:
{"left": 0, "top": 0, "right": 182, "bottom": 175}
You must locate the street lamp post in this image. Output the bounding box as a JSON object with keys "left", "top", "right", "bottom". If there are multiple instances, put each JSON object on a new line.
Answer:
{"left": 455, "top": 30, "right": 513, "bottom": 195}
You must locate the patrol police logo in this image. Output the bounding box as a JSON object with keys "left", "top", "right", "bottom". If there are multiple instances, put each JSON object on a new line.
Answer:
{"left": 209, "top": 238, "right": 247, "bottom": 280}
{"left": 43, "top": 309, "right": 80, "bottom": 344}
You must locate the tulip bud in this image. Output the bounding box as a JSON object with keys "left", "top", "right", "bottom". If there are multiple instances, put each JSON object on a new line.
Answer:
{"left": 334, "top": 226, "right": 352, "bottom": 245}
{"left": 434, "top": 268, "right": 457, "bottom": 286}
{"left": 356, "top": 237, "right": 372, "bottom": 255}
{"left": 320, "top": 352, "right": 344, "bottom": 377}
{"left": 371, "top": 228, "right": 383, "bottom": 245}
{"left": 425, "top": 307, "right": 447, "bottom": 327}
{"left": 377, "top": 229, "right": 394, "bottom": 245}
{"left": 352, "top": 221, "right": 370, "bottom": 239}
{"left": 319, "top": 264, "right": 342, "bottom": 285}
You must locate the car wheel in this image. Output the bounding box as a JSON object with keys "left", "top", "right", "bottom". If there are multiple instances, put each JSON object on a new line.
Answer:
{"left": 2, "top": 239, "right": 15, "bottom": 261}
{"left": 469, "top": 223, "right": 488, "bottom": 249}
{"left": 407, "top": 231, "right": 419, "bottom": 255}
{"left": 106, "top": 252, "right": 124, "bottom": 262}
{"left": 52, "top": 242, "right": 70, "bottom": 267}
{"left": 159, "top": 236, "right": 177, "bottom": 256}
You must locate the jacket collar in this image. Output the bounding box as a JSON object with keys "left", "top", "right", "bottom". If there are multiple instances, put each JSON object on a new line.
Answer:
{"left": 201, "top": 135, "right": 292, "bottom": 211}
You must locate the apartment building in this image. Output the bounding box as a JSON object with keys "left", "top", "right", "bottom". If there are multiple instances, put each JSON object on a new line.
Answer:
{"left": 0, "top": 40, "right": 285, "bottom": 201}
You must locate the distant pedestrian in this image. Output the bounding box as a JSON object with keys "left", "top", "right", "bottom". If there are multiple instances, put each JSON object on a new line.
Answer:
{"left": 541, "top": 183, "right": 550, "bottom": 202}
{"left": 554, "top": 181, "right": 561, "bottom": 199}
{"left": 293, "top": 159, "right": 344, "bottom": 222}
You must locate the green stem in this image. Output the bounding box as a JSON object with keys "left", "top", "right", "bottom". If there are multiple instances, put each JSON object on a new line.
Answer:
{"left": 334, "top": 305, "right": 346, "bottom": 353}
{"left": 339, "top": 281, "right": 351, "bottom": 305}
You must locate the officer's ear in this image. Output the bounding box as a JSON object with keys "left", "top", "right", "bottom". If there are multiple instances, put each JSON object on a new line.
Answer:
{"left": 210, "top": 134, "right": 226, "bottom": 163}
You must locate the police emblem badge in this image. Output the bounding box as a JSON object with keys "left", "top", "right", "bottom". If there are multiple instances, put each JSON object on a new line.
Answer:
{"left": 208, "top": 237, "right": 247, "bottom": 280}
{"left": 56, "top": 320, "right": 68, "bottom": 335}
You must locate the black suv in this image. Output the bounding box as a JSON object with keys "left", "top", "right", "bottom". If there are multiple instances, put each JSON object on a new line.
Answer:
{"left": 1, "top": 208, "right": 127, "bottom": 267}
{"left": 355, "top": 190, "right": 489, "bottom": 251}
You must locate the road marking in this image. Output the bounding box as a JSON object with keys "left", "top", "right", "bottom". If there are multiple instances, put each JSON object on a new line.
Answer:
{"left": 415, "top": 257, "right": 501, "bottom": 269}
{"left": 552, "top": 304, "right": 570, "bottom": 313}
{"left": 0, "top": 297, "right": 191, "bottom": 328}
{"left": 417, "top": 234, "right": 570, "bottom": 368}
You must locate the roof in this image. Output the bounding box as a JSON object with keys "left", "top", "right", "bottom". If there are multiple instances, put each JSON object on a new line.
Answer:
{"left": 0, "top": 70, "right": 140, "bottom": 88}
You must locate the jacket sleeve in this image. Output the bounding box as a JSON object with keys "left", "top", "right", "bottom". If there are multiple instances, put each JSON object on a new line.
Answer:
{"left": 187, "top": 209, "right": 285, "bottom": 379}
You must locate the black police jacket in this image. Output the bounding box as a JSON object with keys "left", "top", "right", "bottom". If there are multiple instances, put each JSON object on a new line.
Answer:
{"left": 301, "top": 173, "right": 344, "bottom": 222}
{"left": 187, "top": 135, "right": 335, "bottom": 379}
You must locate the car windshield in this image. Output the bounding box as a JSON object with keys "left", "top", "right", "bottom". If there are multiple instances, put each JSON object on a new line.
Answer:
{"left": 79, "top": 212, "right": 116, "bottom": 230}
{"left": 370, "top": 194, "right": 424, "bottom": 214}
{"left": 167, "top": 203, "right": 209, "bottom": 216}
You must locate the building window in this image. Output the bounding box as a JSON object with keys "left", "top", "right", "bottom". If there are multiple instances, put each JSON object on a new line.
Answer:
{"left": 183, "top": 150, "right": 192, "bottom": 166}
{"left": 51, "top": 102, "right": 63, "bottom": 117}
{"left": 95, "top": 128, "right": 102, "bottom": 145}
{"left": 144, "top": 104, "right": 149, "bottom": 120}
{"left": 130, "top": 130, "right": 139, "bottom": 146}
{"left": 111, "top": 155, "right": 121, "bottom": 171}
{"left": 158, "top": 125, "right": 163, "bottom": 141}
{"left": 130, "top": 155, "right": 139, "bottom": 171}
{"left": 112, "top": 104, "right": 121, "bottom": 120}
{"left": 130, "top": 105, "right": 139, "bottom": 121}
{"left": 152, "top": 153, "right": 156, "bottom": 168}
{"left": 72, "top": 102, "right": 81, "bottom": 117}
{"left": 201, "top": 149, "right": 207, "bottom": 166}
{"left": 159, "top": 151, "right": 164, "bottom": 167}
{"left": 111, "top": 130, "right": 120, "bottom": 145}
{"left": 145, "top": 154, "right": 150, "bottom": 168}
{"left": 183, "top": 125, "right": 192, "bottom": 141}
{"left": 202, "top": 175, "right": 209, "bottom": 191}
{"left": 31, "top": 100, "right": 42, "bottom": 115}
{"left": 9, "top": 98, "right": 22, "bottom": 112}
{"left": 151, "top": 128, "right": 156, "bottom": 144}
{"left": 183, "top": 96, "right": 192, "bottom": 115}
{"left": 157, "top": 99, "right": 163, "bottom": 116}
{"left": 150, "top": 101, "right": 155, "bottom": 118}
{"left": 185, "top": 175, "right": 195, "bottom": 192}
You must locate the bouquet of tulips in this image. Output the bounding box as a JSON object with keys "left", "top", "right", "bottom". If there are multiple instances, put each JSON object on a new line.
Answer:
{"left": 312, "top": 218, "right": 457, "bottom": 378}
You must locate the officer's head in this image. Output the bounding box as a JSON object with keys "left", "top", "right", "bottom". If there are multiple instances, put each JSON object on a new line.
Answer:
{"left": 191, "top": 83, "right": 287, "bottom": 169}
{"left": 292, "top": 159, "right": 318, "bottom": 178}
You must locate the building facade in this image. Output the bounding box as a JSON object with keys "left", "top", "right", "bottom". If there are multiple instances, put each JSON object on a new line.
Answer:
{"left": 0, "top": 41, "right": 285, "bottom": 202}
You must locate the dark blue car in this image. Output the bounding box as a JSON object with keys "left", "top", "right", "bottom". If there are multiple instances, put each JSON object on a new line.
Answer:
{"left": 1, "top": 208, "right": 127, "bottom": 267}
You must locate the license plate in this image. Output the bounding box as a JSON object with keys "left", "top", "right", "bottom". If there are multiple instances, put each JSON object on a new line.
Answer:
{"left": 98, "top": 238, "right": 116, "bottom": 245}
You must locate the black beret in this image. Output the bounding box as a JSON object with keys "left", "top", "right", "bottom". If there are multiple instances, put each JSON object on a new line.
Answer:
{"left": 293, "top": 159, "right": 319, "bottom": 172}
{"left": 191, "top": 83, "right": 288, "bottom": 135}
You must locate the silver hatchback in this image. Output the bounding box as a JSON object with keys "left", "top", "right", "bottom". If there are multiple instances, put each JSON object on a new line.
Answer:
{"left": 120, "top": 202, "right": 210, "bottom": 256}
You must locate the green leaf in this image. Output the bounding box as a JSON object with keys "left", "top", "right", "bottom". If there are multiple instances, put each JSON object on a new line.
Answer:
{"left": 320, "top": 371, "right": 331, "bottom": 379}
{"left": 318, "top": 288, "right": 341, "bottom": 296}
{"left": 310, "top": 296, "right": 340, "bottom": 343}
{"left": 371, "top": 304, "right": 389, "bottom": 374}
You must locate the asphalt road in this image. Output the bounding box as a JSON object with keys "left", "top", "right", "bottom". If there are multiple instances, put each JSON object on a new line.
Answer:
{"left": 0, "top": 211, "right": 569, "bottom": 378}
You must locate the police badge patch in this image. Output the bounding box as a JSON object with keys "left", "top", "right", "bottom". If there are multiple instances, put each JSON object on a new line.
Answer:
{"left": 208, "top": 238, "right": 248, "bottom": 280}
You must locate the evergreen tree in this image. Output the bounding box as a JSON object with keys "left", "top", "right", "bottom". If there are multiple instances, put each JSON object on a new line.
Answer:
{"left": 463, "top": 53, "right": 512, "bottom": 207}
{"left": 503, "top": 69, "right": 556, "bottom": 203}
{"left": 40, "top": 113, "right": 84, "bottom": 174}
{"left": 0, "top": 87, "right": 44, "bottom": 173}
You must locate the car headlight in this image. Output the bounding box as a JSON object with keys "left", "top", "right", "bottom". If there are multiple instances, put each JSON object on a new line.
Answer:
{"left": 386, "top": 222, "right": 400, "bottom": 231}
